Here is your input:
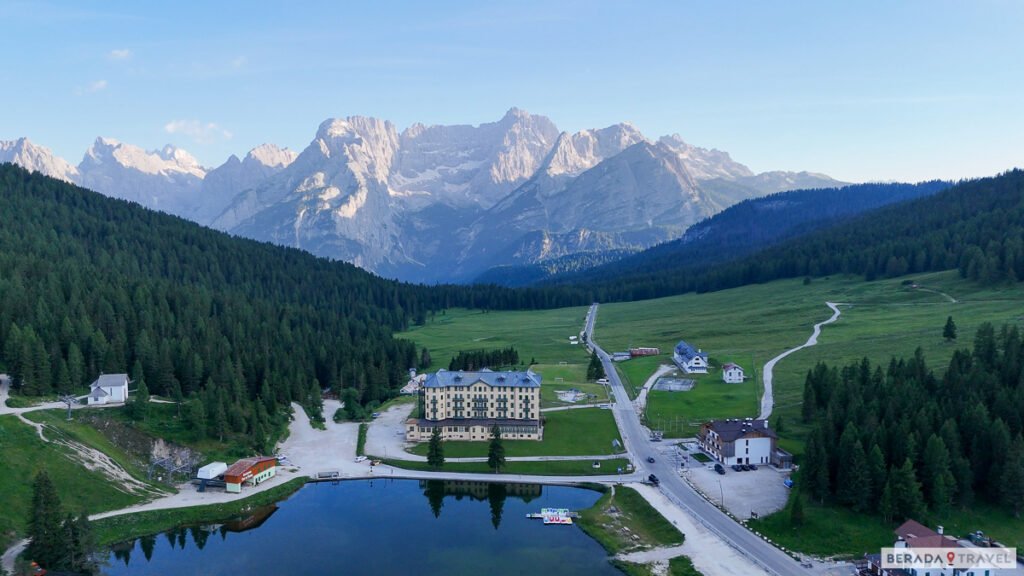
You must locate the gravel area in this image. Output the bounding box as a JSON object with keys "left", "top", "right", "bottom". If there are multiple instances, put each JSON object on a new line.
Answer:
{"left": 363, "top": 400, "right": 422, "bottom": 460}
{"left": 685, "top": 464, "right": 791, "bottom": 520}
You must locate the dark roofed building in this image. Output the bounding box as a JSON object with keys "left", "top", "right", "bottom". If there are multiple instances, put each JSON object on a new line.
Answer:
{"left": 699, "top": 418, "right": 791, "bottom": 467}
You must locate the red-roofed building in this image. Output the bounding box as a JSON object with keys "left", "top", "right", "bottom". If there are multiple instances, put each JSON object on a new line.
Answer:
{"left": 223, "top": 457, "right": 277, "bottom": 493}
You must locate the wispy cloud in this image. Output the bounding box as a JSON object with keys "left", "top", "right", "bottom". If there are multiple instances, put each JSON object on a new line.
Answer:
{"left": 108, "top": 48, "right": 132, "bottom": 60}
{"left": 73, "top": 79, "right": 108, "bottom": 95}
{"left": 231, "top": 56, "right": 247, "bottom": 69}
{"left": 164, "top": 120, "right": 233, "bottom": 144}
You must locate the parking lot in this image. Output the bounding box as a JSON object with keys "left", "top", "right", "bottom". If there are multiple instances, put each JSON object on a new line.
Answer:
{"left": 685, "top": 458, "right": 791, "bottom": 520}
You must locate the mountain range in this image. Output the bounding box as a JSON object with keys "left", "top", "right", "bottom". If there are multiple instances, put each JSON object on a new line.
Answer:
{"left": 1, "top": 109, "right": 843, "bottom": 282}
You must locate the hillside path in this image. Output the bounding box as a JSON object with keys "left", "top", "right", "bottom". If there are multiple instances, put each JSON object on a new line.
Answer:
{"left": 759, "top": 302, "right": 844, "bottom": 420}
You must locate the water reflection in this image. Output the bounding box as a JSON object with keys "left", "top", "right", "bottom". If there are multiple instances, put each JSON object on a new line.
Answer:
{"left": 101, "top": 479, "right": 618, "bottom": 576}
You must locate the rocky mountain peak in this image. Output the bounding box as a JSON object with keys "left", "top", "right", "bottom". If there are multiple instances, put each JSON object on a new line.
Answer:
{"left": 0, "top": 137, "right": 79, "bottom": 182}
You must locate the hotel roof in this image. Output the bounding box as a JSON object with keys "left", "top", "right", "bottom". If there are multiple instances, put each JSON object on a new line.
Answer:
{"left": 424, "top": 369, "right": 542, "bottom": 389}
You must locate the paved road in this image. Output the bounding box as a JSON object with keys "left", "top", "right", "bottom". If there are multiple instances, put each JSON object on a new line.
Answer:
{"left": 584, "top": 304, "right": 807, "bottom": 576}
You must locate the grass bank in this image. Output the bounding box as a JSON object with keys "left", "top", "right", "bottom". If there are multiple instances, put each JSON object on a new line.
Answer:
{"left": 92, "top": 478, "right": 308, "bottom": 546}
{"left": 577, "top": 485, "right": 684, "bottom": 555}
{"left": 0, "top": 415, "right": 147, "bottom": 552}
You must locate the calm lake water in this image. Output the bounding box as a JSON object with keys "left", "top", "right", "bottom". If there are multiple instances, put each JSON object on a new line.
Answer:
{"left": 101, "top": 479, "right": 620, "bottom": 575}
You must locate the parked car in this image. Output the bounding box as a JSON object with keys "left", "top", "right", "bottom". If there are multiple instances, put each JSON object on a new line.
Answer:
{"left": 648, "top": 474, "right": 660, "bottom": 485}
{"left": 741, "top": 464, "right": 751, "bottom": 471}
{"left": 647, "top": 456, "right": 656, "bottom": 463}
{"left": 731, "top": 464, "right": 743, "bottom": 472}
{"left": 749, "top": 464, "right": 758, "bottom": 471}
{"left": 714, "top": 463, "right": 726, "bottom": 475}
{"left": 355, "top": 455, "right": 368, "bottom": 463}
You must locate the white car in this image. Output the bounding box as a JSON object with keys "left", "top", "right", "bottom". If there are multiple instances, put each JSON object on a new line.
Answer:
{"left": 355, "top": 455, "right": 368, "bottom": 463}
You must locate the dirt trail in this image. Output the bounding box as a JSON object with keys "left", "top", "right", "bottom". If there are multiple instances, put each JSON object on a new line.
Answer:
{"left": 759, "top": 302, "right": 844, "bottom": 420}
{"left": 634, "top": 364, "right": 675, "bottom": 414}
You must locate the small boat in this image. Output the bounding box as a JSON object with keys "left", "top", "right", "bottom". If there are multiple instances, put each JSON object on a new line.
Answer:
{"left": 527, "top": 508, "right": 578, "bottom": 524}
{"left": 543, "top": 516, "right": 573, "bottom": 525}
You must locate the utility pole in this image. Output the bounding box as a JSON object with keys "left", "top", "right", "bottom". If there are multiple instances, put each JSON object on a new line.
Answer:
{"left": 59, "top": 394, "right": 77, "bottom": 421}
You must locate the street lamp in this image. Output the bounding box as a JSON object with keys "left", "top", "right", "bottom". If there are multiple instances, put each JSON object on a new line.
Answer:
{"left": 719, "top": 479, "right": 725, "bottom": 507}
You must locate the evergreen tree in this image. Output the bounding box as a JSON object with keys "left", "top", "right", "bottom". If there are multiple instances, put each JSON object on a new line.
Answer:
{"left": 801, "top": 429, "right": 830, "bottom": 502}
{"left": 839, "top": 441, "right": 872, "bottom": 511}
{"left": 419, "top": 347, "right": 431, "bottom": 370}
{"left": 27, "top": 471, "right": 64, "bottom": 568}
{"left": 427, "top": 427, "right": 445, "bottom": 469}
{"left": 867, "top": 444, "right": 888, "bottom": 505}
{"left": 487, "top": 424, "right": 506, "bottom": 473}
{"left": 921, "top": 434, "right": 955, "bottom": 511}
{"left": 130, "top": 361, "right": 149, "bottom": 421}
{"left": 586, "top": 350, "right": 605, "bottom": 381}
{"left": 889, "top": 458, "right": 926, "bottom": 521}
{"left": 943, "top": 316, "right": 958, "bottom": 341}
{"left": 62, "top": 512, "right": 96, "bottom": 573}
{"left": 1001, "top": 435, "right": 1024, "bottom": 517}
{"left": 801, "top": 376, "right": 817, "bottom": 423}
{"left": 774, "top": 415, "right": 785, "bottom": 434}
{"left": 789, "top": 493, "right": 805, "bottom": 526}
{"left": 185, "top": 398, "right": 207, "bottom": 440}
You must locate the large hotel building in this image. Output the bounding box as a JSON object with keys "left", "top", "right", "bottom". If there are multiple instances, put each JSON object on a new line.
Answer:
{"left": 405, "top": 369, "right": 543, "bottom": 442}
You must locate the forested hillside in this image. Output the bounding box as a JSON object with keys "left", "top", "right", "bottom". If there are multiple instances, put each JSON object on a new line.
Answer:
{"left": 799, "top": 324, "right": 1024, "bottom": 521}
{"left": 549, "top": 181, "right": 948, "bottom": 287}
{"left": 571, "top": 170, "right": 1024, "bottom": 301}
{"left": 0, "top": 165, "right": 587, "bottom": 449}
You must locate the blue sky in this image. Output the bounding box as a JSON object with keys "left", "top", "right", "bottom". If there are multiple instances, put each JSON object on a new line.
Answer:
{"left": 2, "top": 0, "right": 1021, "bottom": 182}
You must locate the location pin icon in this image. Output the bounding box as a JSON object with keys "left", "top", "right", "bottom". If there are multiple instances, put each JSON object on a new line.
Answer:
{"left": 946, "top": 551, "right": 956, "bottom": 564}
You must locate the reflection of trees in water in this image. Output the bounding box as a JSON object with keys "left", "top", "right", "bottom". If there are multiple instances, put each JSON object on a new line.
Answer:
{"left": 115, "top": 505, "right": 277, "bottom": 566}
{"left": 488, "top": 483, "right": 507, "bottom": 529}
{"left": 420, "top": 481, "right": 541, "bottom": 522}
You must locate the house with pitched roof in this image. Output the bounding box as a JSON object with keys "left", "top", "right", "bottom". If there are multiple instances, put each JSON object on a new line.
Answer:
{"left": 673, "top": 340, "right": 708, "bottom": 374}
{"left": 698, "top": 417, "right": 791, "bottom": 467}
{"left": 87, "top": 373, "right": 129, "bottom": 405}
{"left": 864, "top": 520, "right": 1019, "bottom": 576}
{"left": 722, "top": 362, "right": 745, "bottom": 383}
{"left": 406, "top": 369, "right": 542, "bottom": 442}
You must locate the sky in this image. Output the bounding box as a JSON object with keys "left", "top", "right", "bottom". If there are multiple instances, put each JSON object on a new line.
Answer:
{"left": 1, "top": 0, "right": 1022, "bottom": 183}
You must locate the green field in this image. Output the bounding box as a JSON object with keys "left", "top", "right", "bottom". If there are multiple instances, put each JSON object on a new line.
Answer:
{"left": 0, "top": 415, "right": 148, "bottom": 552}
{"left": 398, "top": 306, "right": 592, "bottom": 369}
{"left": 535, "top": 362, "right": 609, "bottom": 407}
{"left": 645, "top": 378, "right": 759, "bottom": 438}
{"left": 379, "top": 458, "right": 631, "bottom": 476}
{"left": 407, "top": 408, "right": 623, "bottom": 457}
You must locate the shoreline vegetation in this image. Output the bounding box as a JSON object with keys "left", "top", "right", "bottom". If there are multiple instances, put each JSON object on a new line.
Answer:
{"left": 91, "top": 478, "right": 308, "bottom": 546}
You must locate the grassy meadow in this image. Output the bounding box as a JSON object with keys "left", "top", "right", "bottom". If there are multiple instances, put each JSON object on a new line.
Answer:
{"left": 0, "top": 415, "right": 149, "bottom": 552}
{"left": 407, "top": 407, "right": 623, "bottom": 458}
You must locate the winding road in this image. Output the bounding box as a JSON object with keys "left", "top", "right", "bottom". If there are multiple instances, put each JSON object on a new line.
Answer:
{"left": 759, "top": 302, "right": 844, "bottom": 420}
{"left": 584, "top": 304, "right": 807, "bottom": 576}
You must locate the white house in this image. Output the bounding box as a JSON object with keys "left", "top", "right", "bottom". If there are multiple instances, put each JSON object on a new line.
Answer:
{"left": 698, "top": 418, "right": 776, "bottom": 466}
{"left": 865, "top": 519, "right": 1022, "bottom": 576}
{"left": 722, "top": 363, "right": 744, "bottom": 383}
{"left": 87, "top": 373, "right": 129, "bottom": 405}
{"left": 673, "top": 340, "right": 708, "bottom": 374}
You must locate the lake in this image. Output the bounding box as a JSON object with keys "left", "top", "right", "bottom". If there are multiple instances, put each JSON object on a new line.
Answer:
{"left": 101, "top": 479, "right": 621, "bottom": 575}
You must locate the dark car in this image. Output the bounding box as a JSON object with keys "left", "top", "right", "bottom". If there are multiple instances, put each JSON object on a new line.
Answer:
{"left": 714, "top": 463, "right": 725, "bottom": 475}
{"left": 648, "top": 474, "right": 660, "bottom": 485}
{"left": 731, "top": 464, "right": 743, "bottom": 472}
{"left": 742, "top": 464, "right": 752, "bottom": 471}
{"left": 749, "top": 464, "right": 758, "bottom": 471}
{"left": 647, "top": 456, "right": 656, "bottom": 464}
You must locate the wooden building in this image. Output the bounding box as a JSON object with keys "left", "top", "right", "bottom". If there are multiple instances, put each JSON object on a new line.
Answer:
{"left": 223, "top": 456, "right": 277, "bottom": 493}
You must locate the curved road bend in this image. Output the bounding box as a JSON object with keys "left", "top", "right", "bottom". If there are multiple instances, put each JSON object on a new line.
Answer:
{"left": 585, "top": 304, "right": 808, "bottom": 576}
